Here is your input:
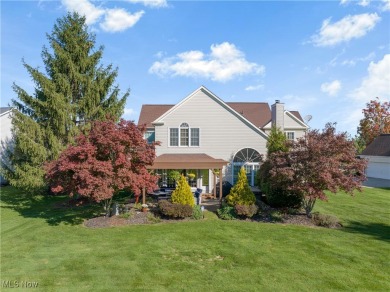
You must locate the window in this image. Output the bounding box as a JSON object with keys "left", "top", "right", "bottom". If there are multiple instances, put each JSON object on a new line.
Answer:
{"left": 169, "top": 123, "right": 200, "bottom": 147}
{"left": 190, "top": 128, "right": 199, "bottom": 146}
{"left": 144, "top": 130, "right": 155, "bottom": 144}
{"left": 170, "top": 128, "right": 179, "bottom": 146}
{"left": 180, "top": 123, "right": 189, "bottom": 146}
{"left": 286, "top": 131, "right": 295, "bottom": 141}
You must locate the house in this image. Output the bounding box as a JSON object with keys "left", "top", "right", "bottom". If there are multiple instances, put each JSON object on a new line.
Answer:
{"left": 360, "top": 134, "right": 390, "bottom": 180}
{"left": 0, "top": 107, "right": 13, "bottom": 185}
{"left": 138, "top": 86, "right": 308, "bottom": 197}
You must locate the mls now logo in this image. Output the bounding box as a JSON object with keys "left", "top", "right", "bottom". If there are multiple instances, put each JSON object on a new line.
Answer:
{"left": 2, "top": 280, "right": 38, "bottom": 288}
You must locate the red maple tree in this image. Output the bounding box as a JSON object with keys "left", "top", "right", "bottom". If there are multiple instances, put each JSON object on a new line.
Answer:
{"left": 269, "top": 123, "right": 367, "bottom": 216}
{"left": 358, "top": 98, "right": 390, "bottom": 145}
{"left": 45, "top": 119, "right": 158, "bottom": 214}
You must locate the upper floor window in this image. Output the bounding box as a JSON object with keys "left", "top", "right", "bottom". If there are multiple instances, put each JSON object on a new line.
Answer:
{"left": 169, "top": 122, "right": 200, "bottom": 147}
{"left": 180, "top": 123, "right": 189, "bottom": 146}
{"left": 170, "top": 128, "right": 179, "bottom": 146}
{"left": 285, "top": 131, "right": 295, "bottom": 141}
{"left": 144, "top": 130, "right": 155, "bottom": 144}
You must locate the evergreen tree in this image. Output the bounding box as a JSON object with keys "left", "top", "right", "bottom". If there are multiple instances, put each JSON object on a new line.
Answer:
{"left": 171, "top": 175, "right": 195, "bottom": 207}
{"left": 266, "top": 126, "right": 288, "bottom": 156}
{"left": 226, "top": 167, "right": 256, "bottom": 206}
{"left": 1, "top": 12, "right": 128, "bottom": 193}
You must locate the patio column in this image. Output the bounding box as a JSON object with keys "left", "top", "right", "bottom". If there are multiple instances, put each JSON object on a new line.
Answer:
{"left": 213, "top": 171, "right": 217, "bottom": 199}
{"left": 219, "top": 168, "right": 223, "bottom": 202}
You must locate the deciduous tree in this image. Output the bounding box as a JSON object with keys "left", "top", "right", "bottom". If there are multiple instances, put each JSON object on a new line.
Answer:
{"left": 1, "top": 12, "right": 128, "bottom": 193}
{"left": 45, "top": 119, "right": 157, "bottom": 215}
{"left": 269, "top": 123, "right": 367, "bottom": 216}
{"left": 357, "top": 98, "right": 390, "bottom": 146}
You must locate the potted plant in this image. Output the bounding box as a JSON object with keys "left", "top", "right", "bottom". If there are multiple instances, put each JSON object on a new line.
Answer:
{"left": 141, "top": 204, "right": 149, "bottom": 213}
{"left": 187, "top": 173, "right": 196, "bottom": 181}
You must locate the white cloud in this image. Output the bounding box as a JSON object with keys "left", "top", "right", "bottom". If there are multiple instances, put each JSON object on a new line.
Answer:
{"left": 61, "top": 0, "right": 105, "bottom": 25}
{"left": 123, "top": 108, "right": 136, "bottom": 117}
{"left": 245, "top": 84, "right": 264, "bottom": 91}
{"left": 149, "top": 42, "right": 265, "bottom": 82}
{"left": 100, "top": 9, "right": 144, "bottom": 32}
{"left": 277, "top": 94, "right": 317, "bottom": 112}
{"left": 339, "top": 0, "right": 350, "bottom": 5}
{"left": 127, "top": 0, "right": 168, "bottom": 8}
{"left": 321, "top": 80, "right": 342, "bottom": 96}
{"left": 350, "top": 54, "right": 390, "bottom": 102}
{"left": 311, "top": 13, "right": 380, "bottom": 47}
{"left": 358, "top": 0, "right": 370, "bottom": 7}
{"left": 382, "top": 0, "right": 390, "bottom": 11}
{"left": 61, "top": 0, "right": 144, "bottom": 32}
{"left": 341, "top": 51, "right": 376, "bottom": 66}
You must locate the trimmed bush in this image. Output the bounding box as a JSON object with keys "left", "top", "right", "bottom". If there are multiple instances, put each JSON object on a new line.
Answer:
{"left": 258, "top": 160, "right": 302, "bottom": 209}
{"left": 311, "top": 212, "right": 341, "bottom": 228}
{"left": 192, "top": 205, "right": 203, "bottom": 220}
{"left": 217, "top": 205, "right": 237, "bottom": 220}
{"left": 266, "top": 188, "right": 302, "bottom": 209}
{"left": 234, "top": 204, "right": 258, "bottom": 218}
{"left": 171, "top": 175, "right": 195, "bottom": 207}
{"left": 158, "top": 200, "right": 193, "bottom": 219}
{"left": 226, "top": 167, "right": 256, "bottom": 206}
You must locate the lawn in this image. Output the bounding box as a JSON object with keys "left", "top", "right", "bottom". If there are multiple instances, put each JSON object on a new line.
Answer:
{"left": 1, "top": 186, "right": 389, "bottom": 291}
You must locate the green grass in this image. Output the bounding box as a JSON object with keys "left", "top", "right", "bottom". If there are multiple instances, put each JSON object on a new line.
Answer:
{"left": 1, "top": 186, "right": 389, "bottom": 291}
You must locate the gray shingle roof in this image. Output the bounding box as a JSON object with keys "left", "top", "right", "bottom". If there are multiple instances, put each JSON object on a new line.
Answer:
{"left": 361, "top": 134, "right": 390, "bottom": 156}
{"left": 0, "top": 107, "right": 12, "bottom": 115}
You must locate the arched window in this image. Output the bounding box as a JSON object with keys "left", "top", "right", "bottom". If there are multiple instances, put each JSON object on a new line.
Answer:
{"left": 232, "top": 148, "right": 262, "bottom": 186}
{"left": 169, "top": 122, "right": 200, "bottom": 147}
{"left": 180, "top": 123, "right": 189, "bottom": 146}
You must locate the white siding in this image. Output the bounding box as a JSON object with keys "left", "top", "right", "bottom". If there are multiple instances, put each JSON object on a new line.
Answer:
{"left": 0, "top": 111, "right": 12, "bottom": 184}
{"left": 0, "top": 111, "right": 12, "bottom": 143}
{"left": 360, "top": 155, "right": 390, "bottom": 180}
{"left": 154, "top": 90, "right": 267, "bottom": 183}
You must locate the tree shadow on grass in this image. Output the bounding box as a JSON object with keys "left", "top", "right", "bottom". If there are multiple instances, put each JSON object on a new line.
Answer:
{"left": 340, "top": 221, "right": 390, "bottom": 243}
{"left": 0, "top": 186, "right": 101, "bottom": 226}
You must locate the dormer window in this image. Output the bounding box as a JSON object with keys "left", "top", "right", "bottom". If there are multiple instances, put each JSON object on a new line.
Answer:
{"left": 169, "top": 122, "right": 200, "bottom": 147}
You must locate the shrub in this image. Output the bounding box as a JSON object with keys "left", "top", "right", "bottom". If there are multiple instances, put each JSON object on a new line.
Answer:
{"left": 234, "top": 204, "right": 258, "bottom": 218}
{"left": 266, "top": 188, "right": 302, "bottom": 209}
{"left": 147, "top": 213, "right": 161, "bottom": 224}
{"left": 171, "top": 175, "right": 195, "bottom": 207}
{"left": 258, "top": 160, "right": 302, "bottom": 209}
{"left": 226, "top": 167, "right": 256, "bottom": 206}
{"left": 192, "top": 205, "right": 203, "bottom": 220}
{"left": 269, "top": 210, "right": 283, "bottom": 222}
{"left": 158, "top": 200, "right": 193, "bottom": 219}
{"left": 217, "top": 205, "right": 237, "bottom": 220}
{"left": 311, "top": 212, "right": 341, "bottom": 228}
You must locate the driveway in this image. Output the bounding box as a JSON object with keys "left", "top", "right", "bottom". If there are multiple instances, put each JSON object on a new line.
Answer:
{"left": 363, "top": 177, "right": 390, "bottom": 188}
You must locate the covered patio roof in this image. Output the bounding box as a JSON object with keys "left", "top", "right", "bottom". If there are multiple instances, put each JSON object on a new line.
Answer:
{"left": 148, "top": 153, "right": 228, "bottom": 170}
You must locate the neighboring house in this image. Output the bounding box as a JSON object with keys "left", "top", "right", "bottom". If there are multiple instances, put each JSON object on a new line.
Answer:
{"left": 138, "top": 86, "right": 308, "bottom": 196}
{"left": 0, "top": 107, "right": 13, "bottom": 185}
{"left": 360, "top": 134, "right": 390, "bottom": 180}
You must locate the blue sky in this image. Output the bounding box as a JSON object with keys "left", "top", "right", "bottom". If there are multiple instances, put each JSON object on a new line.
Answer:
{"left": 1, "top": 0, "right": 389, "bottom": 136}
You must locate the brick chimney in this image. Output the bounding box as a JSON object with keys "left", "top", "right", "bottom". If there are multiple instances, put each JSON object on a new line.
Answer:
{"left": 271, "top": 100, "right": 284, "bottom": 131}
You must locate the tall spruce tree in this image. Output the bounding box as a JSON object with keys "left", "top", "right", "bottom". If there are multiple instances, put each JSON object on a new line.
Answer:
{"left": 2, "top": 12, "right": 128, "bottom": 193}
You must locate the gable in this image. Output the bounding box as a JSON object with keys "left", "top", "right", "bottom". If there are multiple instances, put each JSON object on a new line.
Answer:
{"left": 262, "top": 111, "right": 308, "bottom": 130}
{"left": 152, "top": 86, "right": 268, "bottom": 138}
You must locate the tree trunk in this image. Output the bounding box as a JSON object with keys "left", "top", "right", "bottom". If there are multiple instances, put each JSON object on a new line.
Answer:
{"left": 102, "top": 198, "right": 113, "bottom": 217}
{"left": 303, "top": 197, "right": 316, "bottom": 217}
